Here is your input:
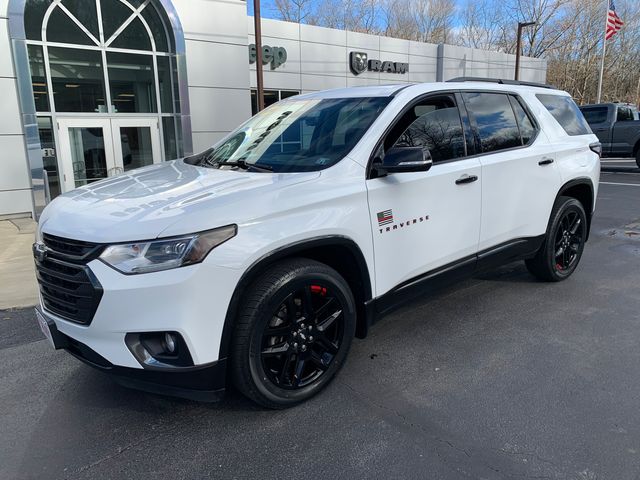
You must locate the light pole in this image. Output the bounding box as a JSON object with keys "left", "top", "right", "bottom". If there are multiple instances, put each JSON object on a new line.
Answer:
{"left": 253, "top": 0, "right": 265, "bottom": 112}
{"left": 515, "top": 21, "right": 536, "bottom": 81}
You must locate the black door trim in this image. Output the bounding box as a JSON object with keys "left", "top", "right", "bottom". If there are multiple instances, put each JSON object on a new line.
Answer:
{"left": 365, "top": 235, "right": 545, "bottom": 327}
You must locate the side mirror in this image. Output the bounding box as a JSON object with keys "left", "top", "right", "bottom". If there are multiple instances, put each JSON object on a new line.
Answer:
{"left": 380, "top": 147, "right": 432, "bottom": 174}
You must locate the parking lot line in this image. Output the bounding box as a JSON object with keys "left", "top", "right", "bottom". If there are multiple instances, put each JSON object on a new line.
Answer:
{"left": 599, "top": 181, "right": 640, "bottom": 187}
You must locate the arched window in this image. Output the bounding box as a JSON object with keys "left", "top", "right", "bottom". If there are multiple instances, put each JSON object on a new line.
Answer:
{"left": 22, "top": 0, "right": 185, "bottom": 196}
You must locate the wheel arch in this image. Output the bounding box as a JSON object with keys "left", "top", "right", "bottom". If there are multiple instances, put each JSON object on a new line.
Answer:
{"left": 556, "top": 177, "right": 594, "bottom": 241}
{"left": 218, "top": 236, "right": 373, "bottom": 361}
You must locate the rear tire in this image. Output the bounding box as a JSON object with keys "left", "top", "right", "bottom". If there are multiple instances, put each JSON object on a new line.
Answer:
{"left": 230, "top": 258, "right": 356, "bottom": 409}
{"left": 635, "top": 149, "right": 640, "bottom": 169}
{"left": 525, "top": 196, "right": 587, "bottom": 282}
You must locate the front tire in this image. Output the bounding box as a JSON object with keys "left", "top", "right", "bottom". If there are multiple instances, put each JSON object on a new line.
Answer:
{"left": 525, "top": 196, "right": 587, "bottom": 282}
{"left": 635, "top": 149, "right": 640, "bottom": 169}
{"left": 230, "top": 258, "right": 356, "bottom": 409}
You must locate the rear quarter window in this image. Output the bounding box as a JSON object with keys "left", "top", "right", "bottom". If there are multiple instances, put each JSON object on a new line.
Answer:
{"left": 536, "top": 94, "right": 592, "bottom": 136}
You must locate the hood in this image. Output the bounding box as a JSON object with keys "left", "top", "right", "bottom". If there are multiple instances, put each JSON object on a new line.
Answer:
{"left": 40, "top": 160, "right": 320, "bottom": 243}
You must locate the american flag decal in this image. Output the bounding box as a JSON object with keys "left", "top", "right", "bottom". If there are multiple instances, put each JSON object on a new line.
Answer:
{"left": 377, "top": 209, "right": 394, "bottom": 226}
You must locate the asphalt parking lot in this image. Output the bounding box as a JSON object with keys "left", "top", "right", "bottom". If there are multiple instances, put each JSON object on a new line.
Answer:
{"left": 2, "top": 164, "right": 640, "bottom": 480}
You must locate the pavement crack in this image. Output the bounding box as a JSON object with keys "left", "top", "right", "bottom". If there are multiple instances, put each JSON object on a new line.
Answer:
{"left": 65, "top": 431, "right": 164, "bottom": 478}
{"left": 497, "top": 447, "right": 560, "bottom": 470}
{"left": 437, "top": 437, "right": 472, "bottom": 458}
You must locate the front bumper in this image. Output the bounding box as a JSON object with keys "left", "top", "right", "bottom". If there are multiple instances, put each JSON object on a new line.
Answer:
{"left": 35, "top": 249, "right": 244, "bottom": 401}
{"left": 38, "top": 307, "right": 227, "bottom": 402}
{"left": 42, "top": 258, "right": 243, "bottom": 368}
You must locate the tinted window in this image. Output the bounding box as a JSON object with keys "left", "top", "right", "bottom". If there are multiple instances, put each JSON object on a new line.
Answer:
{"left": 392, "top": 95, "right": 466, "bottom": 163}
{"left": 509, "top": 96, "right": 537, "bottom": 145}
{"left": 186, "top": 97, "right": 390, "bottom": 173}
{"left": 617, "top": 106, "right": 634, "bottom": 122}
{"left": 580, "top": 107, "right": 608, "bottom": 124}
{"left": 537, "top": 94, "right": 592, "bottom": 136}
{"left": 463, "top": 92, "right": 521, "bottom": 153}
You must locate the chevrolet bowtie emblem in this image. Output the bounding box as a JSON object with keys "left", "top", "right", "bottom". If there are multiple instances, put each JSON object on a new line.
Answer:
{"left": 33, "top": 242, "right": 48, "bottom": 262}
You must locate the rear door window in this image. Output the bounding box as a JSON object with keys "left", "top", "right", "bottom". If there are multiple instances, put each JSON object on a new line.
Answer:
{"left": 462, "top": 92, "right": 521, "bottom": 153}
{"left": 580, "top": 107, "right": 608, "bottom": 124}
{"left": 536, "top": 94, "right": 592, "bottom": 136}
{"left": 617, "top": 106, "right": 634, "bottom": 122}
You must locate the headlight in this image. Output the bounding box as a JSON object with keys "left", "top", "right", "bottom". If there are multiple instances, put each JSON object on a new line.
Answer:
{"left": 99, "top": 225, "right": 237, "bottom": 274}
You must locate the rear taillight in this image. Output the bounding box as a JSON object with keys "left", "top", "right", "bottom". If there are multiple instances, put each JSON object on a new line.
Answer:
{"left": 589, "top": 142, "right": 602, "bottom": 156}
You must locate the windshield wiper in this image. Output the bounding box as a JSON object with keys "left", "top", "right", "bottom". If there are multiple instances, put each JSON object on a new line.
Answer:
{"left": 216, "top": 159, "right": 273, "bottom": 173}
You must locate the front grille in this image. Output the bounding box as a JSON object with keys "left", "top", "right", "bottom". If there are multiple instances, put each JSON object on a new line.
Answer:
{"left": 35, "top": 235, "right": 104, "bottom": 325}
{"left": 42, "top": 233, "right": 103, "bottom": 261}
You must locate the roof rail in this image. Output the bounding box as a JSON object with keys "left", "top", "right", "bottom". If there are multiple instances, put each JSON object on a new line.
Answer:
{"left": 446, "top": 77, "right": 556, "bottom": 90}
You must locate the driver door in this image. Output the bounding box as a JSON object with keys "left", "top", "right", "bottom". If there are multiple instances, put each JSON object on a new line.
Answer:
{"left": 366, "top": 93, "right": 482, "bottom": 297}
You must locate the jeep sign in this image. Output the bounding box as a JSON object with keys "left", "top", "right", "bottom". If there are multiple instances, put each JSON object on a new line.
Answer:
{"left": 249, "top": 44, "right": 288, "bottom": 70}
{"left": 349, "top": 51, "right": 409, "bottom": 75}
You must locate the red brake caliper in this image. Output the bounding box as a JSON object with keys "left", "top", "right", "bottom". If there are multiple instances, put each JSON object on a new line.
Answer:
{"left": 310, "top": 285, "right": 327, "bottom": 296}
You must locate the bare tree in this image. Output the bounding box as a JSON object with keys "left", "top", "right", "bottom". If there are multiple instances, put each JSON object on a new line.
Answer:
{"left": 269, "top": 0, "right": 640, "bottom": 105}
{"left": 382, "top": 0, "right": 420, "bottom": 40}
{"left": 546, "top": 0, "right": 640, "bottom": 104}
{"left": 314, "top": 0, "right": 381, "bottom": 33}
{"left": 273, "top": 0, "right": 317, "bottom": 23}
{"left": 506, "top": 0, "right": 573, "bottom": 57}
{"left": 381, "top": 0, "right": 455, "bottom": 43}
{"left": 457, "top": 0, "right": 510, "bottom": 50}
{"left": 414, "top": 0, "right": 456, "bottom": 43}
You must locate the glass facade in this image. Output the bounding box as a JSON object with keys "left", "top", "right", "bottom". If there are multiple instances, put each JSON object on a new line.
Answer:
{"left": 107, "top": 52, "right": 157, "bottom": 113}
{"left": 24, "top": 0, "right": 183, "bottom": 199}
{"left": 251, "top": 89, "right": 300, "bottom": 116}
{"left": 48, "top": 47, "right": 106, "bottom": 113}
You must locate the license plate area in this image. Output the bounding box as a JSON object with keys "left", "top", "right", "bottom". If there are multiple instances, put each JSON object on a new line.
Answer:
{"left": 34, "top": 308, "right": 65, "bottom": 349}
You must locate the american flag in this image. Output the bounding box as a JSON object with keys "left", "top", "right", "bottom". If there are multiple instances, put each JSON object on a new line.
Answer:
{"left": 377, "top": 209, "right": 394, "bottom": 226}
{"left": 605, "top": 0, "right": 624, "bottom": 40}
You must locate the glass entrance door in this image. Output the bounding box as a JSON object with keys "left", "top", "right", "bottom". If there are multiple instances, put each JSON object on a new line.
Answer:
{"left": 111, "top": 118, "right": 161, "bottom": 175}
{"left": 58, "top": 118, "right": 161, "bottom": 192}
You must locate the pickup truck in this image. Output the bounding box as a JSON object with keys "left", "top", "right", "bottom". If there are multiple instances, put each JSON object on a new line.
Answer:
{"left": 579, "top": 103, "right": 640, "bottom": 167}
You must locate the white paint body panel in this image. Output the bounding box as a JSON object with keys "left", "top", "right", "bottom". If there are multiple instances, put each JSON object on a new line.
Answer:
{"left": 366, "top": 158, "right": 482, "bottom": 294}
{"left": 37, "top": 82, "right": 600, "bottom": 370}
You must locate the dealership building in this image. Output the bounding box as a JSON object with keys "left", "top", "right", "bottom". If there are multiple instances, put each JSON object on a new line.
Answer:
{"left": 0, "top": 0, "right": 547, "bottom": 218}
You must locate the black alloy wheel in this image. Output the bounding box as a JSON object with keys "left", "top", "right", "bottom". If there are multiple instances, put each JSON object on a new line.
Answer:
{"left": 526, "top": 196, "right": 587, "bottom": 282}
{"left": 261, "top": 284, "right": 344, "bottom": 389}
{"left": 552, "top": 209, "right": 584, "bottom": 273}
{"left": 231, "top": 258, "right": 356, "bottom": 408}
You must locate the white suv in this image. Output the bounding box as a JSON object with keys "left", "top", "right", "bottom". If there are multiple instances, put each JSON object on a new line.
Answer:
{"left": 34, "top": 79, "right": 600, "bottom": 408}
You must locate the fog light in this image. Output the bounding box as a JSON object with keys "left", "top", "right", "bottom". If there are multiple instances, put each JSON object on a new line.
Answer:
{"left": 164, "top": 332, "right": 177, "bottom": 354}
{"left": 125, "top": 331, "right": 194, "bottom": 368}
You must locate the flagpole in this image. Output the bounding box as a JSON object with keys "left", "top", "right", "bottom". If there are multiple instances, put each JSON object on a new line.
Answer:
{"left": 596, "top": 0, "right": 609, "bottom": 103}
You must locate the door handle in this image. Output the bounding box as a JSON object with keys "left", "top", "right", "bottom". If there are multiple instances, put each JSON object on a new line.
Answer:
{"left": 455, "top": 174, "right": 478, "bottom": 185}
{"left": 538, "top": 158, "right": 554, "bottom": 166}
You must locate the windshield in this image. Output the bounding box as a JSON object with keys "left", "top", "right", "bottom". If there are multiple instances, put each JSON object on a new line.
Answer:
{"left": 185, "top": 96, "right": 391, "bottom": 173}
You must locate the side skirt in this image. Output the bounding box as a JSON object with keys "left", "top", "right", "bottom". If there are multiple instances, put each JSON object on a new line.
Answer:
{"left": 365, "top": 235, "right": 545, "bottom": 328}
